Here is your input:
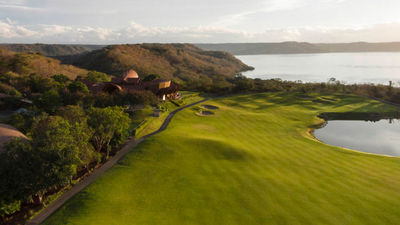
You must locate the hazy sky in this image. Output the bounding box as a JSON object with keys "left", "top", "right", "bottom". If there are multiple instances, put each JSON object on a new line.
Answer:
{"left": 1, "top": 0, "right": 400, "bottom": 43}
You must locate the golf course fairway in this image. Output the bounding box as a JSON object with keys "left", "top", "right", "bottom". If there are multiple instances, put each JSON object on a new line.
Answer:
{"left": 43, "top": 93, "right": 400, "bottom": 225}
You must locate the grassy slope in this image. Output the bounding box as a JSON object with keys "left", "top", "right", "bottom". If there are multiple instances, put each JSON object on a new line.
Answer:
{"left": 43, "top": 93, "right": 400, "bottom": 225}
{"left": 132, "top": 92, "right": 205, "bottom": 138}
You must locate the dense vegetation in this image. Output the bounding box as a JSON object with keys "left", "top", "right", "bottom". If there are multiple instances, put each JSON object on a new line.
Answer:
{"left": 0, "top": 50, "right": 160, "bottom": 221}
{"left": 0, "top": 70, "right": 159, "bottom": 221}
{"left": 0, "top": 49, "right": 87, "bottom": 80}
{"left": 42, "top": 93, "right": 400, "bottom": 225}
{"left": 196, "top": 42, "right": 400, "bottom": 55}
{"left": 0, "top": 106, "right": 131, "bottom": 218}
{"left": 71, "top": 44, "right": 253, "bottom": 90}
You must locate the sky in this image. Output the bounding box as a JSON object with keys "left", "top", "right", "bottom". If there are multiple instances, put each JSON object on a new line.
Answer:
{"left": 1, "top": 0, "right": 400, "bottom": 44}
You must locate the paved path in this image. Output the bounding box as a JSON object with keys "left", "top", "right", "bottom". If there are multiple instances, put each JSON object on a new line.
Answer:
{"left": 26, "top": 99, "right": 208, "bottom": 225}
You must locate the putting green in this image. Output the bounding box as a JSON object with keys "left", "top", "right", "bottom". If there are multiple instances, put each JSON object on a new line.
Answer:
{"left": 43, "top": 93, "right": 400, "bottom": 225}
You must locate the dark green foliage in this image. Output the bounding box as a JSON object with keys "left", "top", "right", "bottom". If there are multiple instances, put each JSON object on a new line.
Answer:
{"left": 0, "top": 139, "right": 33, "bottom": 216}
{"left": 28, "top": 75, "right": 55, "bottom": 93}
{"left": 5, "top": 114, "right": 26, "bottom": 132}
{"left": 67, "top": 81, "right": 89, "bottom": 94}
{"left": 0, "top": 200, "right": 20, "bottom": 217}
{"left": 57, "top": 106, "right": 100, "bottom": 168}
{"left": 87, "top": 106, "right": 131, "bottom": 159}
{"left": 30, "top": 115, "right": 81, "bottom": 186}
{"left": 0, "top": 114, "right": 99, "bottom": 217}
{"left": 34, "top": 90, "right": 62, "bottom": 113}
{"left": 233, "top": 73, "right": 254, "bottom": 91}
{"left": 0, "top": 96, "right": 23, "bottom": 110}
{"left": 79, "top": 71, "right": 110, "bottom": 83}
{"left": 90, "top": 90, "right": 157, "bottom": 108}
{"left": 52, "top": 74, "right": 71, "bottom": 83}
{"left": 142, "top": 74, "right": 160, "bottom": 82}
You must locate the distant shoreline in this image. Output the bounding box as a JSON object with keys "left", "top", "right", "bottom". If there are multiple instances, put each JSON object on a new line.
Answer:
{"left": 4, "top": 42, "right": 400, "bottom": 56}
{"left": 234, "top": 51, "right": 400, "bottom": 56}
{"left": 195, "top": 42, "right": 400, "bottom": 55}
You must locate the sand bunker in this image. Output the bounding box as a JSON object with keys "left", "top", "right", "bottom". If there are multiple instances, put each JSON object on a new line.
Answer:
{"left": 197, "top": 110, "right": 215, "bottom": 116}
{"left": 202, "top": 105, "right": 219, "bottom": 110}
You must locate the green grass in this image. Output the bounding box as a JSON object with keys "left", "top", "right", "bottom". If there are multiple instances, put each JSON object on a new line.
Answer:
{"left": 43, "top": 92, "right": 400, "bottom": 225}
{"left": 132, "top": 92, "right": 205, "bottom": 138}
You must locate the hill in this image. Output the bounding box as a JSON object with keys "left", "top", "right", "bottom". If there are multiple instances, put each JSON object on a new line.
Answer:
{"left": 316, "top": 42, "right": 400, "bottom": 53}
{"left": 0, "top": 49, "right": 88, "bottom": 79}
{"left": 0, "top": 44, "right": 104, "bottom": 57}
{"left": 72, "top": 44, "right": 253, "bottom": 85}
{"left": 196, "top": 42, "right": 400, "bottom": 55}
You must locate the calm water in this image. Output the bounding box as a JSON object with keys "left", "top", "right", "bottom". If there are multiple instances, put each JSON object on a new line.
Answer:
{"left": 314, "top": 119, "right": 400, "bottom": 157}
{"left": 237, "top": 52, "right": 400, "bottom": 84}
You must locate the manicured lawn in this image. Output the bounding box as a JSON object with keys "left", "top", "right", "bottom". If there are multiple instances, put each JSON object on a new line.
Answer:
{"left": 133, "top": 92, "right": 205, "bottom": 138}
{"left": 43, "top": 92, "right": 400, "bottom": 225}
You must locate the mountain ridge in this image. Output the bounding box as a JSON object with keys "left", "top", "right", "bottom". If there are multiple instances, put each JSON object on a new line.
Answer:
{"left": 195, "top": 42, "right": 400, "bottom": 55}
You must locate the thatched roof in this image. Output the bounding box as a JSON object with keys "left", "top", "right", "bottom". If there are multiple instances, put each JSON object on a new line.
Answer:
{"left": 123, "top": 69, "right": 139, "bottom": 81}
{"left": 0, "top": 124, "right": 28, "bottom": 153}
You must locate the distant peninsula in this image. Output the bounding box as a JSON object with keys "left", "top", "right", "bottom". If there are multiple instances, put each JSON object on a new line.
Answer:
{"left": 195, "top": 42, "right": 400, "bottom": 55}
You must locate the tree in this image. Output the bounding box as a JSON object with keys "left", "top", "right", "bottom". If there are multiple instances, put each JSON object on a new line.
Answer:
{"left": 233, "top": 73, "right": 254, "bottom": 92}
{"left": 5, "top": 113, "right": 25, "bottom": 132}
{"left": 143, "top": 74, "right": 160, "bottom": 82}
{"left": 87, "top": 106, "right": 131, "bottom": 159}
{"left": 67, "top": 81, "right": 89, "bottom": 94}
{"left": 28, "top": 74, "right": 55, "bottom": 93}
{"left": 0, "top": 139, "right": 33, "bottom": 216}
{"left": 80, "top": 71, "right": 110, "bottom": 83}
{"left": 34, "top": 89, "right": 62, "bottom": 113}
{"left": 58, "top": 105, "right": 100, "bottom": 169}
{"left": 52, "top": 74, "right": 70, "bottom": 83}
{"left": 29, "top": 115, "right": 82, "bottom": 201}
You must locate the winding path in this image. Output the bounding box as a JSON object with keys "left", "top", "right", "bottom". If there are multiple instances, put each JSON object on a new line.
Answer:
{"left": 27, "top": 99, "right": 208, "bottom": 225}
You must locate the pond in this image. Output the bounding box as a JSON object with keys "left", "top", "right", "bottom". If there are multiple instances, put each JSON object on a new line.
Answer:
{"left": 314, "top": 119, "right": 400, "bottom": 157}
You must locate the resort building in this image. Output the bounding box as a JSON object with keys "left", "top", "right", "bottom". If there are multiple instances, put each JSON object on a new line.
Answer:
{"left": 86, "top": 69, "right": 180, "bottom": 100}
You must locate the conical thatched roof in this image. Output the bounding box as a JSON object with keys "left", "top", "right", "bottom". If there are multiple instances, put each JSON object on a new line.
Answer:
{"left": 123, "top": 69, "right": 139, "bottom": 81}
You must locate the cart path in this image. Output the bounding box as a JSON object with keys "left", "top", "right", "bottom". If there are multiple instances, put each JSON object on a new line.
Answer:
{"left": 26, "top": 98, "right": 208, "bottom": 225}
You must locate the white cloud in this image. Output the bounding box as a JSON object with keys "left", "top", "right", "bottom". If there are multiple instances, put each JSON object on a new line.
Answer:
{"left": 0, "top": 19, "right": 400, "bottom": 44}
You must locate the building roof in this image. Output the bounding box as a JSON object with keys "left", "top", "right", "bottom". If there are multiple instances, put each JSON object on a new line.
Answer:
{"left": 0, "top": 124, "right": 28, "bottom": 153}
{"left": 123, "top": 69, "right": 139, "bottom": 81}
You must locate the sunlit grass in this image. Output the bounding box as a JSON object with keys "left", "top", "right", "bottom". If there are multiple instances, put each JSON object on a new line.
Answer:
{"left": 43, "top": 92, "right": 400, "bottom": 225}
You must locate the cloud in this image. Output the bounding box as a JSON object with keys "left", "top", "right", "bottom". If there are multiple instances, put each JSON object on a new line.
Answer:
{"left": 0, "top": 19, "right": 400, "bottom": 44}
{"left": 0, "top": 0, "right": 42, "bottom": 11}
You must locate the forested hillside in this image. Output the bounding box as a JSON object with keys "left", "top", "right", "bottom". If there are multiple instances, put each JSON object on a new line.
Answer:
{"left": 72, "top": 44, "right": 253, "bottom": 90}
{"left": 0, "top": 49, "right": 87, "bottom": 79}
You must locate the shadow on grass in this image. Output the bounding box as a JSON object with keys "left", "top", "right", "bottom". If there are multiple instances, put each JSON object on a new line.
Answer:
{"left": 181, "top": 137, "right": 254, "bottom": 161}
